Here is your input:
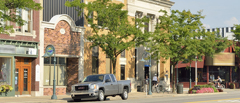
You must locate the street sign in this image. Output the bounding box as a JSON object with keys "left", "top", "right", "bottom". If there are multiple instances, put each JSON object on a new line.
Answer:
{"left": 45, "top": 45, "right": 55, "bottom": 57}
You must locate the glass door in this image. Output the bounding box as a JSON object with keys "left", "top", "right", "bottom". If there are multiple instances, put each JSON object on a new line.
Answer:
{"left": 15, "top": 67, "right": 20, "bottom": 95}
{"left": 15, "top": 66, "right": 31, "bottom": 95}
{"left": 22, "top": 66, "right": 31, "bottom": 94}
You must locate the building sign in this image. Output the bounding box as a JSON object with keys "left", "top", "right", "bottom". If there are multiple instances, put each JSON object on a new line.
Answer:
{"left": 16, "top": 47, "right": 37, "bottom": 55}
{"left": 45, "top": 45, "right": 55, "bottom": 57}
{"left": 205, "top": 53, "right": 235, "bottom": 66}
{"left": 29, "top": 48, "right": 37, "bottom": 55}
{"left": 0, "top": 45, "right": 15, "bottom": 54}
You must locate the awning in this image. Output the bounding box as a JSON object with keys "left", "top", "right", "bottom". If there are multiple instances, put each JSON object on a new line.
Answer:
{"left": 175, "top": 56, "right": 205, "bottom": 68}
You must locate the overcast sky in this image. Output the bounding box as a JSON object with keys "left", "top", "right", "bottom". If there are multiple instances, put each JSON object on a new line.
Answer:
{"left": 170, "top": 0, "right": 240, "bottom": 29}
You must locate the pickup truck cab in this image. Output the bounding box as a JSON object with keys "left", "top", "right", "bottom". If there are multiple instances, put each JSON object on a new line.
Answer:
{"left": 71, "top": 74, "right": 131, "bottom": 101}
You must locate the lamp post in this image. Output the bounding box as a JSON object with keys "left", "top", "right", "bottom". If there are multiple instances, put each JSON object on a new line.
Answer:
{"left": 195, "top": 56, "right": 197, "bottom": 85}
{"left": 140, "top": 52, "right": 152, "bottom": 95}
{"left": 189, "top": 62, "right": 191, "bottom": 89}
{"left": 42, "top": 45, "right": 57, "bottom": 99}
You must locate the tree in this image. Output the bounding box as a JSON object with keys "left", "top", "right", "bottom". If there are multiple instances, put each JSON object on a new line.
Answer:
{"left": 233, "top": 24, "right": 240, "bottom": 57}
{"left": 0, "top": 0, "right": 42, "bottom": 34}
{"left": 147, "top": 10, "right": 231, "bottom": 92}
{"left": 66, "top": 0, "right": 150, "bottom": 75}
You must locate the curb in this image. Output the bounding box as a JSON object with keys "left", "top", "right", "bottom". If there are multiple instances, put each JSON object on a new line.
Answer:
{"left": 127, "top": 92, "right": 227, "bottom": 98}
{"left": 173, "top": 92, "right": 227, "bottom": 97}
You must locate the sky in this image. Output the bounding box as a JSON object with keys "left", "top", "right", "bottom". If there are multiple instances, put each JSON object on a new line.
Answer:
{"left": 170, "top": 0, "right": 240, "bottom": 29}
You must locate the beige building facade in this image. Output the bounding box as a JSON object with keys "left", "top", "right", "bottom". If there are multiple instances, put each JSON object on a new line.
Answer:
{"left": 128, "top": 0, "right": 174, "bottom": 91}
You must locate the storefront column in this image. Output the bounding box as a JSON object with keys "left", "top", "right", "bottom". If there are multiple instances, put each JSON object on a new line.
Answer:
{"left": 230, "top": 66, "right": 232, "bottom": 82}
{"left": 207, "top": 66, "right": 209, "bottom": 83}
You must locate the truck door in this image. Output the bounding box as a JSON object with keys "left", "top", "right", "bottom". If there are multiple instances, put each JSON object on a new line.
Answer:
{"left": 110, "top": 74, "right": 119, "bottom": 94}
{"left": 104, "top": 75, "right": 114, "bottom": 95}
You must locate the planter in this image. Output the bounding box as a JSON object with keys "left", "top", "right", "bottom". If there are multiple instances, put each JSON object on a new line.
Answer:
{"left": 230, "top": 83, "right": 235, "bottom": 89}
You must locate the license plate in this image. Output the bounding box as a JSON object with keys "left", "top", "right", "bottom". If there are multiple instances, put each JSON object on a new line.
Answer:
{"left": 78, "top": 87, "right": 85, "bottom": 89}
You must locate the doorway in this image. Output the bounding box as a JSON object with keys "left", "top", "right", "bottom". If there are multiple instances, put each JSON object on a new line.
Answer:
{"left": 15, "top": 58, "right": 31, "bottom": 95}
{"left": 144, "top": 67, "right": 149, "bottom": 79}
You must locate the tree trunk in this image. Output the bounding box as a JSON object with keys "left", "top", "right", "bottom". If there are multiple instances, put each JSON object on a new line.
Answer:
{"left": 112, "top": 59, "right": 117, "bottom": 75}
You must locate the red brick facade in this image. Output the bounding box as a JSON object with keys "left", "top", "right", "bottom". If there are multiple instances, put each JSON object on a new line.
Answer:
{"left": 43, "top": 20, "right": 82, "bottom": 95}
{"left": 44, "top": 20, "right": 81, "bottom": 55}
{"left": 66, "top": 58, "right": 79, "bottom": 92}
{"left": 44, "top": 88, "right": 66, "bottom": 95}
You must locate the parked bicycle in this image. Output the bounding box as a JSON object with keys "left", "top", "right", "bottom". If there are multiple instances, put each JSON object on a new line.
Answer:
{"left": 151, "top": 82, "right": 160, "bottom": 93}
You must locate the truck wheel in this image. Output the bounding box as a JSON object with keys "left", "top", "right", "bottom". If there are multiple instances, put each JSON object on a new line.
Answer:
{"left": 121, "top": 89, "right": 128, "bottom": 100}
{"left": 73, "top": 99, "right": 81, "bottom": 102}
{"left": 98, "top": 90, "right": 105, "bottom": 101}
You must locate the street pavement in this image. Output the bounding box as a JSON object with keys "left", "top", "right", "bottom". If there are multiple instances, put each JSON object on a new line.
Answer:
{"left": 0, "top": 89, "right": 239, "bottom": 103}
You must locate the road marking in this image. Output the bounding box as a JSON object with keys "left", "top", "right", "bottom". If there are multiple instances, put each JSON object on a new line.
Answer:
{"left": 185, "top": 98, "right": 240, "bottom": 103}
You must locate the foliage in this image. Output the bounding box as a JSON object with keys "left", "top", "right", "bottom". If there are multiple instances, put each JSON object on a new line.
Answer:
{"left": 233, "top": 24, "right": 240, "bottom": 57}
{"left": 189, "top": 84, "right": 219, "bottom": 94}
{"left": 148, "top": 9, "right": 231, "bottom": 92}
{"left": 0, "top": 0, "right": 42, "bottom": 34}
{"left": 0, "top": 85, "right": 13, "bottom": 93}
{"left": 66, "top": 0, "right": 150, "bottom": 74}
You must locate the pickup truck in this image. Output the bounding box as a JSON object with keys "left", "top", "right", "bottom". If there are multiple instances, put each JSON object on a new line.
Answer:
{"left": 71, "top": 74, "right": 131, "bottom": 101}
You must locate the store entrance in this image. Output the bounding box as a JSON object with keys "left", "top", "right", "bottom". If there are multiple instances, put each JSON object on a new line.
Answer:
{"left": 15, "top": 58, "right": 31, "bottom": 95}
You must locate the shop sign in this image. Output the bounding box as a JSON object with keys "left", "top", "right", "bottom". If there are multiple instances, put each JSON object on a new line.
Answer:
{"left": 0, "top": 45, "right": 15, "bottom": 54}
{"left": 205, "top": 53, "right": 235, "bottom": 66}
{"left": 29, "top": 48, "right": 37, "bottom": 55}
{"left": 16, "top": 47, "right": 37, "bottom": 55}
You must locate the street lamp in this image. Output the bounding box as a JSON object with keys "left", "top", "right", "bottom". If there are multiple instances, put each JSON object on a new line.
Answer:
{"left": 42, "top": 45, "right": 57, "bottom": 99}
{"left": 140, "top": 52, "right": 152, "bottom": 95}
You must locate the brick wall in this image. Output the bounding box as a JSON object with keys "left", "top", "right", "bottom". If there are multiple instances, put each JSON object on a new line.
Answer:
{"left": 44, "top": 20, "right": 81, "bottom": 55}
{"left": 44, "top": 88, "right": 66, "bottom": 95}
{"left": 66, "top": 58, "right": 79, "bottom": 92}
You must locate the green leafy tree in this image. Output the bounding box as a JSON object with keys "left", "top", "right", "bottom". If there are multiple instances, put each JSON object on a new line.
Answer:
{"left": 147, "top": 10, "right": 231, "bottom": 92}
{"left": 233, "top": 24, "right": 240, "bottom": 57}
{"left": 0, "top": 0, "right": 42, "bottom": 34}
{"left": 66, "top": 0, "right": 150, "bottom": 74}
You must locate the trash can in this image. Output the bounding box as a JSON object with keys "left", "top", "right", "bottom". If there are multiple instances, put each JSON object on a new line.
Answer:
{"left": 137, "top": 86, "right": 141, "bottom": 92}
{"left": 177, "top": 83, "right": 183, "bottom": 94}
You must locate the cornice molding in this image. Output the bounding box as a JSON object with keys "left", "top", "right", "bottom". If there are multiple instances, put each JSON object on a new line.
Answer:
{"left": 137, "top": 0, "right": 174, "bottom": 8}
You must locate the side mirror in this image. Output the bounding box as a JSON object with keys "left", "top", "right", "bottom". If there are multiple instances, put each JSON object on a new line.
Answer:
{"left": 105, "top": 79, "right": 111, "bottom": 83}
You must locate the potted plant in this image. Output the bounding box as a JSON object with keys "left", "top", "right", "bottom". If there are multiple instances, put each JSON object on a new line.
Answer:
{"left": 230, "top": 83, "right": 235, "bottom": 89}
{"left": 0, "top": 85, "right": 13, "bottom": 93}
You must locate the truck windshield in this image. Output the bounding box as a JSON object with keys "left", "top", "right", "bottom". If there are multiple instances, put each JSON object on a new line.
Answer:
{"left": 82, "top": 75, "right": 104, "bottom": 82}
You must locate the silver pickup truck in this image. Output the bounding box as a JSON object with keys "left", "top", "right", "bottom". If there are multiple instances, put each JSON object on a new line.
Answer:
{"left": 71, "top": 74, "right": 131, "bottom": 101}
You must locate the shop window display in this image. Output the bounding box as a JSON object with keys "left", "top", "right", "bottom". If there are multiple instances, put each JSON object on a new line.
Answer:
{"left": 0, "top": 57, "right": 11, "bottom": 85}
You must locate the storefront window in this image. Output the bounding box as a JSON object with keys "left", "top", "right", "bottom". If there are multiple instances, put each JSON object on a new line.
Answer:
{"left": 209, "top": 66, "right": 230, "bottom": 83}
{"left": 0, "top": 57, "right": 12, "bottom": 85}
{"left": 232, "top": 66, "right": 240, "bottom": 83}
{"left": 44, "top": 57, "right": 66, "bottom": 86}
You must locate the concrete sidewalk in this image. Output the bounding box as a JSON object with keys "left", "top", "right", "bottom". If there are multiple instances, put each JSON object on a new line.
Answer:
{"left": 0, "top": 89, "right": 229, "bottom": 103}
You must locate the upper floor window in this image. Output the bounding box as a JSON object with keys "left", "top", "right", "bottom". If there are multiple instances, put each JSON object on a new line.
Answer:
{"left": 16, "top": 8, "right": 32, "bottom": 33}
{"left": 121, "top": 50, "right": 125, "bottom": 58}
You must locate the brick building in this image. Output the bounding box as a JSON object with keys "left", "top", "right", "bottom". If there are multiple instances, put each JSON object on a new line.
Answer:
{"left": 175, "top": 27, "right": 238, "bottom": 88}
{"left": 0, "top": 0, "right": 40, "bottom": 97}
{"left": 40, "top": 15, "right": 85, "bottom": 95}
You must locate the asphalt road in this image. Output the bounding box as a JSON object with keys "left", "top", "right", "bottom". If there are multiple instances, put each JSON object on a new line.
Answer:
{"left": 67, "top": 90, "right": 240, "bottom": 103}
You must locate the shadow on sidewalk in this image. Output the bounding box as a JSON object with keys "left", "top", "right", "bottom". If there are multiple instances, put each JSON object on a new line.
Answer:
{"left": 61, "top": 97, "right": 113, "bottom": 102}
